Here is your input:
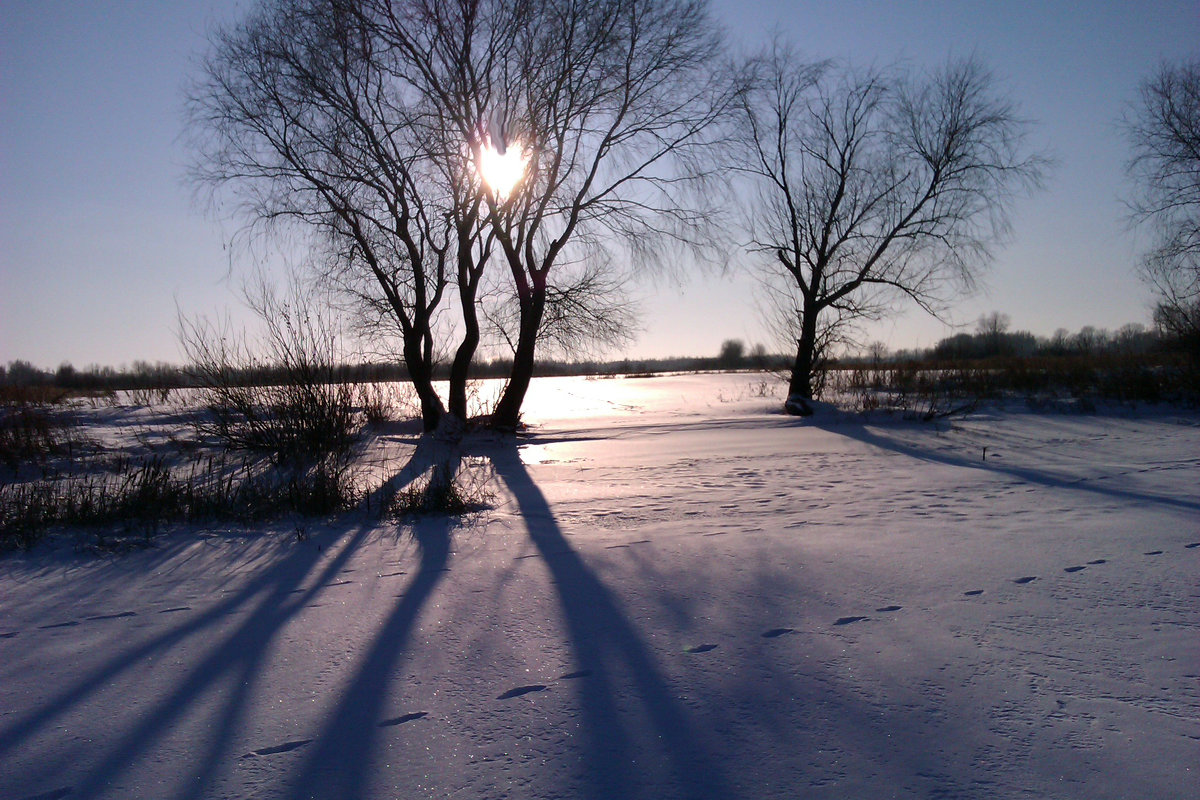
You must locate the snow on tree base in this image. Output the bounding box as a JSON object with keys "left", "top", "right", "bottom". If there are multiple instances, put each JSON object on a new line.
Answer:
{"left": 784, "top": 394, "right": 814, "bottom": 416}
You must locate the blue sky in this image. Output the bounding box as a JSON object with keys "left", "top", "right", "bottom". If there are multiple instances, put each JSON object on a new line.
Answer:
{"left": 2, "top": 1, "right": 1197, "bottom": 369}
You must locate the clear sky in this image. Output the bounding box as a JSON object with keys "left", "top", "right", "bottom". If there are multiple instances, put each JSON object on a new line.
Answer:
{"left": 2, "top": 1, "right": 1197, "bottom": 369}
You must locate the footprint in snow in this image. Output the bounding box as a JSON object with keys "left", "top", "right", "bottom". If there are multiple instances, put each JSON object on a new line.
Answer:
{"left": 1063, "top": 566, "right": 1086, "bottom": 573}
{"left": 1185, "top": 542, "right": 1200, "bottom": 549}
{"left": 84, "top": 611, "right": 137, "bottom": 621}
{"left": 560, "top": 670, "right": 593, "bottom": 679}
{"left": 1087, "top": 559, "right": 1107, "bottom": 565}
{"left": 17, "top": 787, "right": 73, "bottom": 800}
{"left": 1143, "top": 550, "right": 1163, "bottom": 556}
{"left": 159, "top": 606, "right": 191, "bottom": 614}
{"left": 685, "top": 643, "right": 719, "bottom": 653}
{"left": 875, "top": 605, "right": 902, "bottom": 613}
{"left": 498, "top": 684, "right": 548, "bottom": 700}
{"left": 38, "top": 621, "right": 79, "bottom": 630}
{"left": 833, "top": 616, "right": 868, "bottom": 626}
{"left": 241, "top": 739, "right": 312, "bottom": 758}
{"left": 1012, "top": 576, "right": 1037, "bottom": 584}
{"left": 0, "top": 631, "right": 19, "bottom": 639}
{"left": 761, "top": 628, "right": 794, "bottom": 638}
{"left": 963, "top": 590, "right": 984, "bottom": 596}
{"left": 378, "top": 711, "right": 427, "bottom": 727}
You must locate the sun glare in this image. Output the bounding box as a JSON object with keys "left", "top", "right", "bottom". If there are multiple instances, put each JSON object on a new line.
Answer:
{"left": 477, "top": 141, "right": 528, "bottom": 198}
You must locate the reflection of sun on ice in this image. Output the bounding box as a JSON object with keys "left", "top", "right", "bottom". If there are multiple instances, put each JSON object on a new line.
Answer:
{"left": 477, "top": 141, "right": 527, "bottom": 198}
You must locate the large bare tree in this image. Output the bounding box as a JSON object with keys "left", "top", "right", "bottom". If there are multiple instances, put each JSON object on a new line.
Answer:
{"left": 1125, "top": 59, "right": 1200, "bottom": 351}
{"left": 474, "top": 0, "right": 733, "bottom": 430}
{"left": 190, "top": 0, "right": 728, "bottom": 433}
{"left": 734, "top": 47, "right": 1045, "bottom": 413}
{"left": 190, "top": 0, "right": 497, "bottom": 432}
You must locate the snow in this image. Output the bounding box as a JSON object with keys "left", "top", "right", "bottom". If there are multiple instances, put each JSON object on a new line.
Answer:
{"left": 1, "top": 372, "right": 1197, "bottom": 799}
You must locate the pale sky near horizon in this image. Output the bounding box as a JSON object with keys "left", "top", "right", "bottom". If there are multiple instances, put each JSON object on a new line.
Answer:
{"left": 2, "top": 1, "right": 1198, "bottom": 370}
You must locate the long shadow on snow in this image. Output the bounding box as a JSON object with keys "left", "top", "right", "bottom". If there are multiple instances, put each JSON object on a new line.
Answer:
{"left": 487, "top": 442, "right": 733, "bottom": 800}
{"left": 0, "top": 535, "right": 366, "bottom": 799}
{"left": 818, "top": 417, "right": 1200, "bottom": 513}
{"left": 0, "top": 437, "right": 448, "bottom": 800}
{"left": 280, "top": 438, "right": 457, "bottom": 800}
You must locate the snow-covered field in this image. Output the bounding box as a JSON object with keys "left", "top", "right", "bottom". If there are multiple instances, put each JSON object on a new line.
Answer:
{"left": 1, "top": 372, "right": 1197, "bottom": 800}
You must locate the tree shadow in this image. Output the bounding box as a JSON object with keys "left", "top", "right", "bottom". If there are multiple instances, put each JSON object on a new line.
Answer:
{"left": 816, "top": 417, "right": 1200, "bottom": 513}
{"left": 0, "top": 435, "right": 453, "bottom": 800}
{"left": 279, "top": 439, "right": 458, "bottom": 800}
{"left": 485, "top": 441, "right": 733, "bottom": 800}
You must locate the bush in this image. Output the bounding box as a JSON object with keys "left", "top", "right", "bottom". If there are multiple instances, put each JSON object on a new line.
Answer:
{"left": 180, "top": 281, "right": 362, "bottom": 467}
{"left": 386, "top": 460, "right": 493, "bottom": 519}
{"left": 0, "top": 396, "right": 89, "bottom": 475}
{"left": 0, "top": 454, "right": 361, "bottom": 551}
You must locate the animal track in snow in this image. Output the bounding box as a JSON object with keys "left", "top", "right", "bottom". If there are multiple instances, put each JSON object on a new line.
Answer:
{"left": 84, "top": 611, "right": 136, "bottom": 621}
{"left": 0, "top": 631, "right": 20, "bottom": 638}
{"left": 1087, "top": 559, "right": 1107, "bottom": 564}
{"left": 685, "top": 643, "right": 719, "bottom": 653}
{"left": 378, "top": 711, "right": 427, "bottom": 727}
{"left": 1186, "top": 542, "right": 1200, "bottom": 549}
{"left": 875, "top": 605, "right": 902, "bottom": 613}
{"left": 1012, "top": 576, "right": 1037, "bottom": 584}
{"left": 1063, "top": 566, "right": 1086, "bottom": 573}
{"left": 498, "top": 684, "right": 548, "bottom": 700}
{"left": 963, "top": 590, "right": 984, "bottom": 596}
{"left": 833, "top": 616, "right": 868, "bottom": 626}
{"left": 761, "top": 628, "right": 794, "bottom": 638}
{"left": 38, "top": 621, "right": 79, "bottom": 630}
{"left": 17, "top": 787, "right": 73, "bottom": 800}
{"left": 1143, "top": 550, "right": 1163, "bottom": 556}
{"left": 560, "top": 670, "right": 593, "bottom": 679}
{"left": 241, "top": 739, "right": 312, "bottom": 758}
{"left": 159, "top": 606, "right": 191, "bottom": 614}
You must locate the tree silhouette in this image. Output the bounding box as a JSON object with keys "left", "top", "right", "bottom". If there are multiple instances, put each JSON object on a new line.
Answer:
{"left": 733, "top": 45, "right": 1045, "bottom": 413}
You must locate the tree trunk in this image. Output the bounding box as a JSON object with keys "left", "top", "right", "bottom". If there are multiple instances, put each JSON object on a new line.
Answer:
{"left": 491, "top": 289, "right": 545, "bottom": 431}
{"left": 402, "top": 335, "right": 444, "bottom": 432}
{"left": 448, "top": 214, "right": 484, "bottom": 424}
{"left": 785, "top": 305, "right": 819, "bottom": 416}
{"left": 448, "top": 298, "right": 480, "bottom": 422}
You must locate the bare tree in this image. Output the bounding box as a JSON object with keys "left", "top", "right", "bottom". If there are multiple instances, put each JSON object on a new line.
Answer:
{"left": 733, "top": 46, "right": 1045, "bottom": 414}
{"left": 189, "top": 0, "right": 491, "bottom": 432}
{"left": 976, "top": 310, "right": 1011, "bottom": 352}
{"left": 474, "top": 0, "right": 733, "bottom": 429}
{"left": 1125, "top": 59, "right": 1200, "bottom": 351}
{"left": 718, "top": 339, "right": 746, "bottom": 368}
{"left": 191, "top": 0, "right": 733, "bottom": 433}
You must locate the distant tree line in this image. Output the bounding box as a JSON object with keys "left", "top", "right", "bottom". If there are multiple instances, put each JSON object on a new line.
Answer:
{"left": 841, "top": 316, "right": 1168, "bottom": 366}
{"left": 1, "top": 314, "right": 1182, "bottom": 392}
{"left": 0, "top": 349, "right": 792, "bottom": 391}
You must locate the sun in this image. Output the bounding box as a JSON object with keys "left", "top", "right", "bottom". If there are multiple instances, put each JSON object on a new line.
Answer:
{"left": 477, "top": 141, "right": 528, "bottom": 198}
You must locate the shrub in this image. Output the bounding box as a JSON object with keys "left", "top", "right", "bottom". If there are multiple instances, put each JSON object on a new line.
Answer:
{"left": 0, "top": 397, "right": 88, "bottom": 475}
{"left": 0, "top": 454, "right": 361, "bottom": 551}
{"left": 386, "top": 460, "right": 493, "bottom": 519}
{"left": 180, "top": 281, "right": 362, "bottom": 467}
